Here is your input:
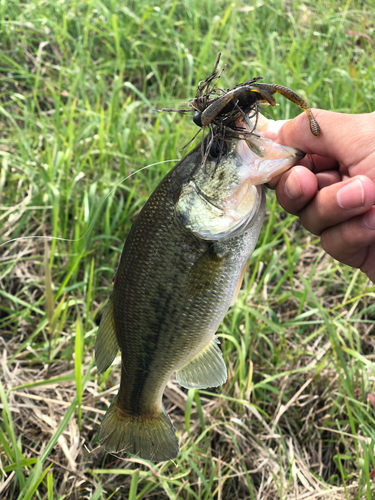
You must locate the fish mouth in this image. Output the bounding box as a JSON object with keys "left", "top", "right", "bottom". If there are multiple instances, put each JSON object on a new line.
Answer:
{"left": 234, "top": 115, "right": 305, "bottom": 185}
{"left": 219, "top": 115, "right": 304, "bottom": 221}
{"left": 175, "top": 113, "right": 305, "bottom": 241}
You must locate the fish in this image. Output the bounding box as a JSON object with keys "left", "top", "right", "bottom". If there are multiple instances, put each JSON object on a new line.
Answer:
{"left": 95, "top": 113, "right": 304, "bottom": 462}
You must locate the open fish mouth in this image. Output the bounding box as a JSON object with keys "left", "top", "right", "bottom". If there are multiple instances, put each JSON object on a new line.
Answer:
{"left": 175, "top": 113, "right": 305, "bottom": 241}
{"left": 233, "top": 115, "right": 305, "bottom": 185}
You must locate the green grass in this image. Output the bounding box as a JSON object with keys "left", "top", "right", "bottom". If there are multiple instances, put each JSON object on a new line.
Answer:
{"left": 1, "top": 0, "right": 375, "bottom": 498}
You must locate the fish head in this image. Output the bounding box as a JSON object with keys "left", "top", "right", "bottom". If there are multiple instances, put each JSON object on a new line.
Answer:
{"left": 176, "top": 114, "right": 304, "bottom": 240}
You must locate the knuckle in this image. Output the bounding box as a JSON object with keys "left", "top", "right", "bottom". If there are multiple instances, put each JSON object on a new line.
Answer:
{"left": 339, "top": 222, "right": 357, "bottom": 247}
{"left": 320, "top": 228, "right": 339, "bottom": 255}
{"left": 299, "top": 205, "right": 323, "bottom": 235}
{"left": 320, "top": 222, "right": 355, "bottom": 257}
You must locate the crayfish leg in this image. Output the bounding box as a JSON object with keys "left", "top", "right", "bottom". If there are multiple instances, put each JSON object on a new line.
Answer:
{"left": 247, "top": 86, "right": 277, "bottom": 107}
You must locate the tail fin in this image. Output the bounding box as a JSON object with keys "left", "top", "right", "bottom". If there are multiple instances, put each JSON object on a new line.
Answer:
{"left": 99, "top": 397, "right": 179, "bottom": 462}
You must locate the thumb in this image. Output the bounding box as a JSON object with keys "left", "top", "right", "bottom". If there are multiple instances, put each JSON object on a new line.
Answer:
{"left": 260, "top": 109, "right": 375, "bottom": 170}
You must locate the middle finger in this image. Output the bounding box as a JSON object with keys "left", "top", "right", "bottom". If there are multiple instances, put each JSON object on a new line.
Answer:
{"left": 298, "top": 175, "right": 375, "bottom": 235}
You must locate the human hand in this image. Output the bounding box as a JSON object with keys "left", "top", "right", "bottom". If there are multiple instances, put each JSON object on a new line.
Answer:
{"left": 260, "top": 110, "right": 375, "bottom": 282}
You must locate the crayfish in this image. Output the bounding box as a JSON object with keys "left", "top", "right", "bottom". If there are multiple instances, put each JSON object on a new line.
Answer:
{"left": 160, "top": 53, "right": 320, "bottom": 166}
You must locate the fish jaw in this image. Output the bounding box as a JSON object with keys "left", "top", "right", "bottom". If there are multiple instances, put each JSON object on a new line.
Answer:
{"left": 235, "top": 130, "right": 304, "bottom": 186}
{"left": 176, "top": 115, "right": 304, "bottom": 240}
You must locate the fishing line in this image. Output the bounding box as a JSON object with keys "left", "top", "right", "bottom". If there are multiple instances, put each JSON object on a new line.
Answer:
{"left": 0, "top": 159, "right": 180, "bottom": 249}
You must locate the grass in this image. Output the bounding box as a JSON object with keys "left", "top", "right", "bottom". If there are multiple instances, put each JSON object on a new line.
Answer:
{"left": 1, "top": 0, "right": 375, "bottom": 498}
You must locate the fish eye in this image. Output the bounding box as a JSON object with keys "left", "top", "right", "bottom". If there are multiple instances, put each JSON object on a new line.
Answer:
{"left": 208, "top": 140, "right": 228, "bottom": 159}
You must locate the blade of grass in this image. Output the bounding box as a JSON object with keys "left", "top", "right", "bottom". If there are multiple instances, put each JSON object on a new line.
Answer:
{"left": 0, "top": 377, "right": 25, "bottom": 490}
{"left": 128, "top": 469, "right": 140, "bottom": 500}
{"left": 75, "top": 312, "right": 83, "bottom": 430}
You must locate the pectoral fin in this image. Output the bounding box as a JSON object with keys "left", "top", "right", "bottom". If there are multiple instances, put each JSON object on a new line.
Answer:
{"left": 176, "top": 336, "right": 227, "bottom": 389}
{"left": 95, "top": 294, "right": 120, "bottom": 373}
{"left": 186, "top": 247, "right": 225, "bottom": 297}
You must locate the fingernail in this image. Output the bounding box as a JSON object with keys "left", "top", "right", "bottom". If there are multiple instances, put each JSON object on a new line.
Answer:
{"left": 364, "top": 209, "right": 375, "bottom": 229}
{"left": 337, "top": 179, "right": 365, "bottom": 209}
{"left": 285, "top": 170, "right": 303, "bottom": 199}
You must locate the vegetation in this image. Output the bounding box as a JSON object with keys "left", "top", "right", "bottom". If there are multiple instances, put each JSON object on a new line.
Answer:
{"left": 1, "top": 0, "right": 375, "bottom": 498}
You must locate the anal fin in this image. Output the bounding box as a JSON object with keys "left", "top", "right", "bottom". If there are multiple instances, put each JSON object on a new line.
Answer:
{"left": 95, "top": 294, "right": 120, "bottom": 373}
{"left": 176, "top": 336, "right": 227, "bottom": 389}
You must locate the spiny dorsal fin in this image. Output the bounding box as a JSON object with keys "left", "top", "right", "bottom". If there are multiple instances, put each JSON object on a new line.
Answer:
{"left": 95, "top": 294, "right": 119, "bottom": 373}
{"left": 176, "top": 336, "right": 227, "bottom": 389}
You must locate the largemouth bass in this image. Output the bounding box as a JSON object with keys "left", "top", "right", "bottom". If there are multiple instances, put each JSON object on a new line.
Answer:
{"left": 95, "top": 115, "right": 304, "bottom": 462}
